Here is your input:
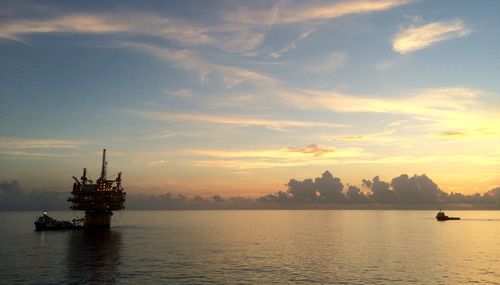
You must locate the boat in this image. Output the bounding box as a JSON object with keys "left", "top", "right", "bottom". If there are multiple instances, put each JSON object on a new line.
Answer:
{"left": 436, "top": 210, "right": 460, "bottom": 221}
{"left": 34, "top": 212, "right": 84, "bottom": 231}
{"left": 34, "top": 149, "right": 126, "bottom": 231}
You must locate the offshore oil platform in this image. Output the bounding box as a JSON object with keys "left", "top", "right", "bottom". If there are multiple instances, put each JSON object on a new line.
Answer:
{"left": 35, "top": 149, "right": 126, "bottom": 230}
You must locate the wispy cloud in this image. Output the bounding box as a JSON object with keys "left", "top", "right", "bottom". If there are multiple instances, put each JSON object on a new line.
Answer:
{"left": 121, "top": 42, "right": 277, "bottom": 87}
{"left": 0, "top": 137, "right": 84, "bottom": 149}
{"left": 338, "top": 130, "right": 397, "bottom": 142}
{"left": 226, "top": 0, "right": 408, "bottom": 25}
{"left": 280, "top": 87, "right": 481, "bottom": 115}
{"left": 304, "top": 52, "right": 347, "bottom": 73}
{"left": 392, "top": 19, "right": 471, "bottom": 54}
{"left": 269, "top": 29, "right": 315, "bottom": 58}
{"left": 286, "top": 144, "right": 334, "bottom": 157}
{"left": 435, "top": 129, "right": 498, "bottom": 139}
{"left": 275, "top": 87, "right": 500, "bottom": 136}
{"left": 188, "top": 145, "right": 365, "bottom": 169}
{"left": 0, "top": 13, "right": 215, "bottom": 45}
{"left": 130, "top": 110, "right": 350, "bottom": 130}
{"left": 148, "top": 160, "right": 168, "bottom": 166}
{"left": 166, "top": 88, "right": 195, "bottom": 98}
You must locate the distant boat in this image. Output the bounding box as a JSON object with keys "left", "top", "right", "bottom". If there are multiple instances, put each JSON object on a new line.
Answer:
{"left": 436, "top": 210, "right": 460, "bottom": 221}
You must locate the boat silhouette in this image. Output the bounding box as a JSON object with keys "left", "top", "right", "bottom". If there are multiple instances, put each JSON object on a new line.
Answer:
{"left": 436, "top": 210, "right": 460, "bottom": 221}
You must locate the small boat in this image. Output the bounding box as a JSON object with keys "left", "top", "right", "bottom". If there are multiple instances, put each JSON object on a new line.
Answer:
{"left": 34, "top": 212, "right": 84, "bottom": 231}
{"left": 436, "top": 210, "right": 460, "bottom": 221}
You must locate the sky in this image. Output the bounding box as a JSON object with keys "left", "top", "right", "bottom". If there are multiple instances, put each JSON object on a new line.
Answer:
{"left": 1, "top": 0, "right": 499, "bottom": 197}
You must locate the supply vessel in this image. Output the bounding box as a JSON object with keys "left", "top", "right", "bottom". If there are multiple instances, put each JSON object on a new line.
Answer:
{"left": 436, "top": 210, "right": 460, "bottom": 221}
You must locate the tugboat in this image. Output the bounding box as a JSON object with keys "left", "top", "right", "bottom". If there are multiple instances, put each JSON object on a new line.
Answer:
{"left": 436, "top": 210, "right": 460, "bottom": 221}
{"left": 34, "top": 212, "right": 84, "bottom": 231}
{"left": 34, "top": 149, "right": 126, "bottom": 231}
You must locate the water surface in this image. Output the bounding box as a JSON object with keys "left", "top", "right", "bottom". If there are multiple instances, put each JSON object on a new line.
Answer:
{"left": 1, "top": 210, "right": 499, "bottom": 284}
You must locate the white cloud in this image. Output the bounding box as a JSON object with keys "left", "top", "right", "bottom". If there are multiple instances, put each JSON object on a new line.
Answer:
{"left": 392, "top": 19, "right": 472, "bottom": 54}
{"left": 269, "top": 29, "right": 315, "bottom": 58}
{"left": 129, "top": 110, "right": 350, "bottom": 130}
{"left": 274, "top": 86, "right": 500, "bottom": 137}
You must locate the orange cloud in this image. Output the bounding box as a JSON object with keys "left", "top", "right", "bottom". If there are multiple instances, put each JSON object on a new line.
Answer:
{"left": 286, "top": 144, "right": 334, "bottom": 157}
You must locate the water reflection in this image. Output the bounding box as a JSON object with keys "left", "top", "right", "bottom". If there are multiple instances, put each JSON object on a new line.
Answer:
{"left": 65, "top": 229, "right": 122, "bottom": 284}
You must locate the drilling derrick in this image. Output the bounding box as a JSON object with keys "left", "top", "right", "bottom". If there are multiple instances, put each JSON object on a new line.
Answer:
{"left": 68, "top": 149, "right": 126, "bottom": 227}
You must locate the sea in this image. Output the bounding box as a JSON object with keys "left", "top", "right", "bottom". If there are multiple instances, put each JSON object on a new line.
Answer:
{"left": 1, "top": 210, "right": 499, "bottom": 284}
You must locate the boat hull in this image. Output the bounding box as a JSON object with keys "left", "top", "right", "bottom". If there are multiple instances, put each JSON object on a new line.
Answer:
{"left": 34, "top": 221, "right": 83, "bottom": 231}
{"left": 436, "top": 217, "right": 460, "bottom": 221}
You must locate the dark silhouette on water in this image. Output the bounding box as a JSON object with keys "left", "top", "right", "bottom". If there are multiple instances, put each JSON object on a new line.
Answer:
{"left": 34, "top": 149, "right": 126, "bottom": 230}
{"left": 436, "top": 210, "right": 460, "bottom": 221}
{"left": 68, "top": 149, "right": 126, "bottom": 227}
{"left": 34, "top": 212, "right": 83, "bottom": 231}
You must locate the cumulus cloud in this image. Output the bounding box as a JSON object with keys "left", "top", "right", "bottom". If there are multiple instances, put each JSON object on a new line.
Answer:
{"left": 391, "top": 174, "right": 447, "bottom": 203}
{"left": 392, "top": 19, "right": 472, "bottom": 54}
{"left": 315, "top": 171, "right": 345, "bottom": 202}
{"left": 2, "top": 178, "right": 499, "bottom": 210}
{"left": 346, "top": 185, "right": 370, "bottom": 203}
{"left": 282, "top": 171, "right": 346, "bottom": 203}
{"left": 0, "top": 180, "right": 67, "bottom": 210}
{"left": 362, "top": 176, "right": 396, "bottom": 203}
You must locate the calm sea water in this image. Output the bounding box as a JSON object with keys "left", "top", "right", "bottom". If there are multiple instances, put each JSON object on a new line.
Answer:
{"left": 1, "top": 210, "right": 499, "bottom": 284}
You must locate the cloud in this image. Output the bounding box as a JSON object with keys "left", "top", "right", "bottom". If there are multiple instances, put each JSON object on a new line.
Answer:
{"left": 304, "top": 52, "right": 347, "bottom": 73}
{"left": 337, "top": 129, "right": 396, "bottom": 142}
{"left": 0, "top": 13, "right": 215, "bottom": 46}
{"left": 0, "top": 180, "right": 68, "bottom": 210}
{"left": 388, "top": 120, "right": 408, "bottom": 127}
{"left": 121, "top": 42, "right": 277, "bottom": 87}
{"left": 167, "top": 88, "right": 194, "bottom": 98}
{"left": 375, "top": 59, "right": 397, "bottom": 71}
{"left": 187, "top": 145, "right": 365, "bottom": 169}
{"left": 269, "top": 29, "right": 315, "bottom": 58}
{"left": 226, "top": 0, "right": 408, "bottom": 25}
{"left": 438, "top": 130, "right": 466, "bottom": 137}
{"left": 280, "top": 87, "right": 483, "bottom": 114}
{"left": 0, "top": 137, "right": 84, "bottom": 149}
{"left": 435, "top": 128, "right": 497, "bottom": 139}
{"left": 275, "top": 87, "right": 500, "bottom": 135}
{"left": 362, "top": 176, "right": 396, "bottom": 203}
{"left": 130, "top": 110, "right": 349, "bottom": 129}
{"left": 286, "top": 144, "right": 334, "bottom": 157}
{"left": 148, "top": 160, "right": 167, "bottom": 166}
{"left": 392, "top": 19, "right": 472, "bottom": 54}
{"left": 391, "top": 174, "right": 447, "bottom": 203}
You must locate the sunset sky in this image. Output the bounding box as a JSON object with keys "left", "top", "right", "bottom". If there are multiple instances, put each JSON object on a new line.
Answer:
{"left": 1, "top": 0, "right": 499, "bottom": 197}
